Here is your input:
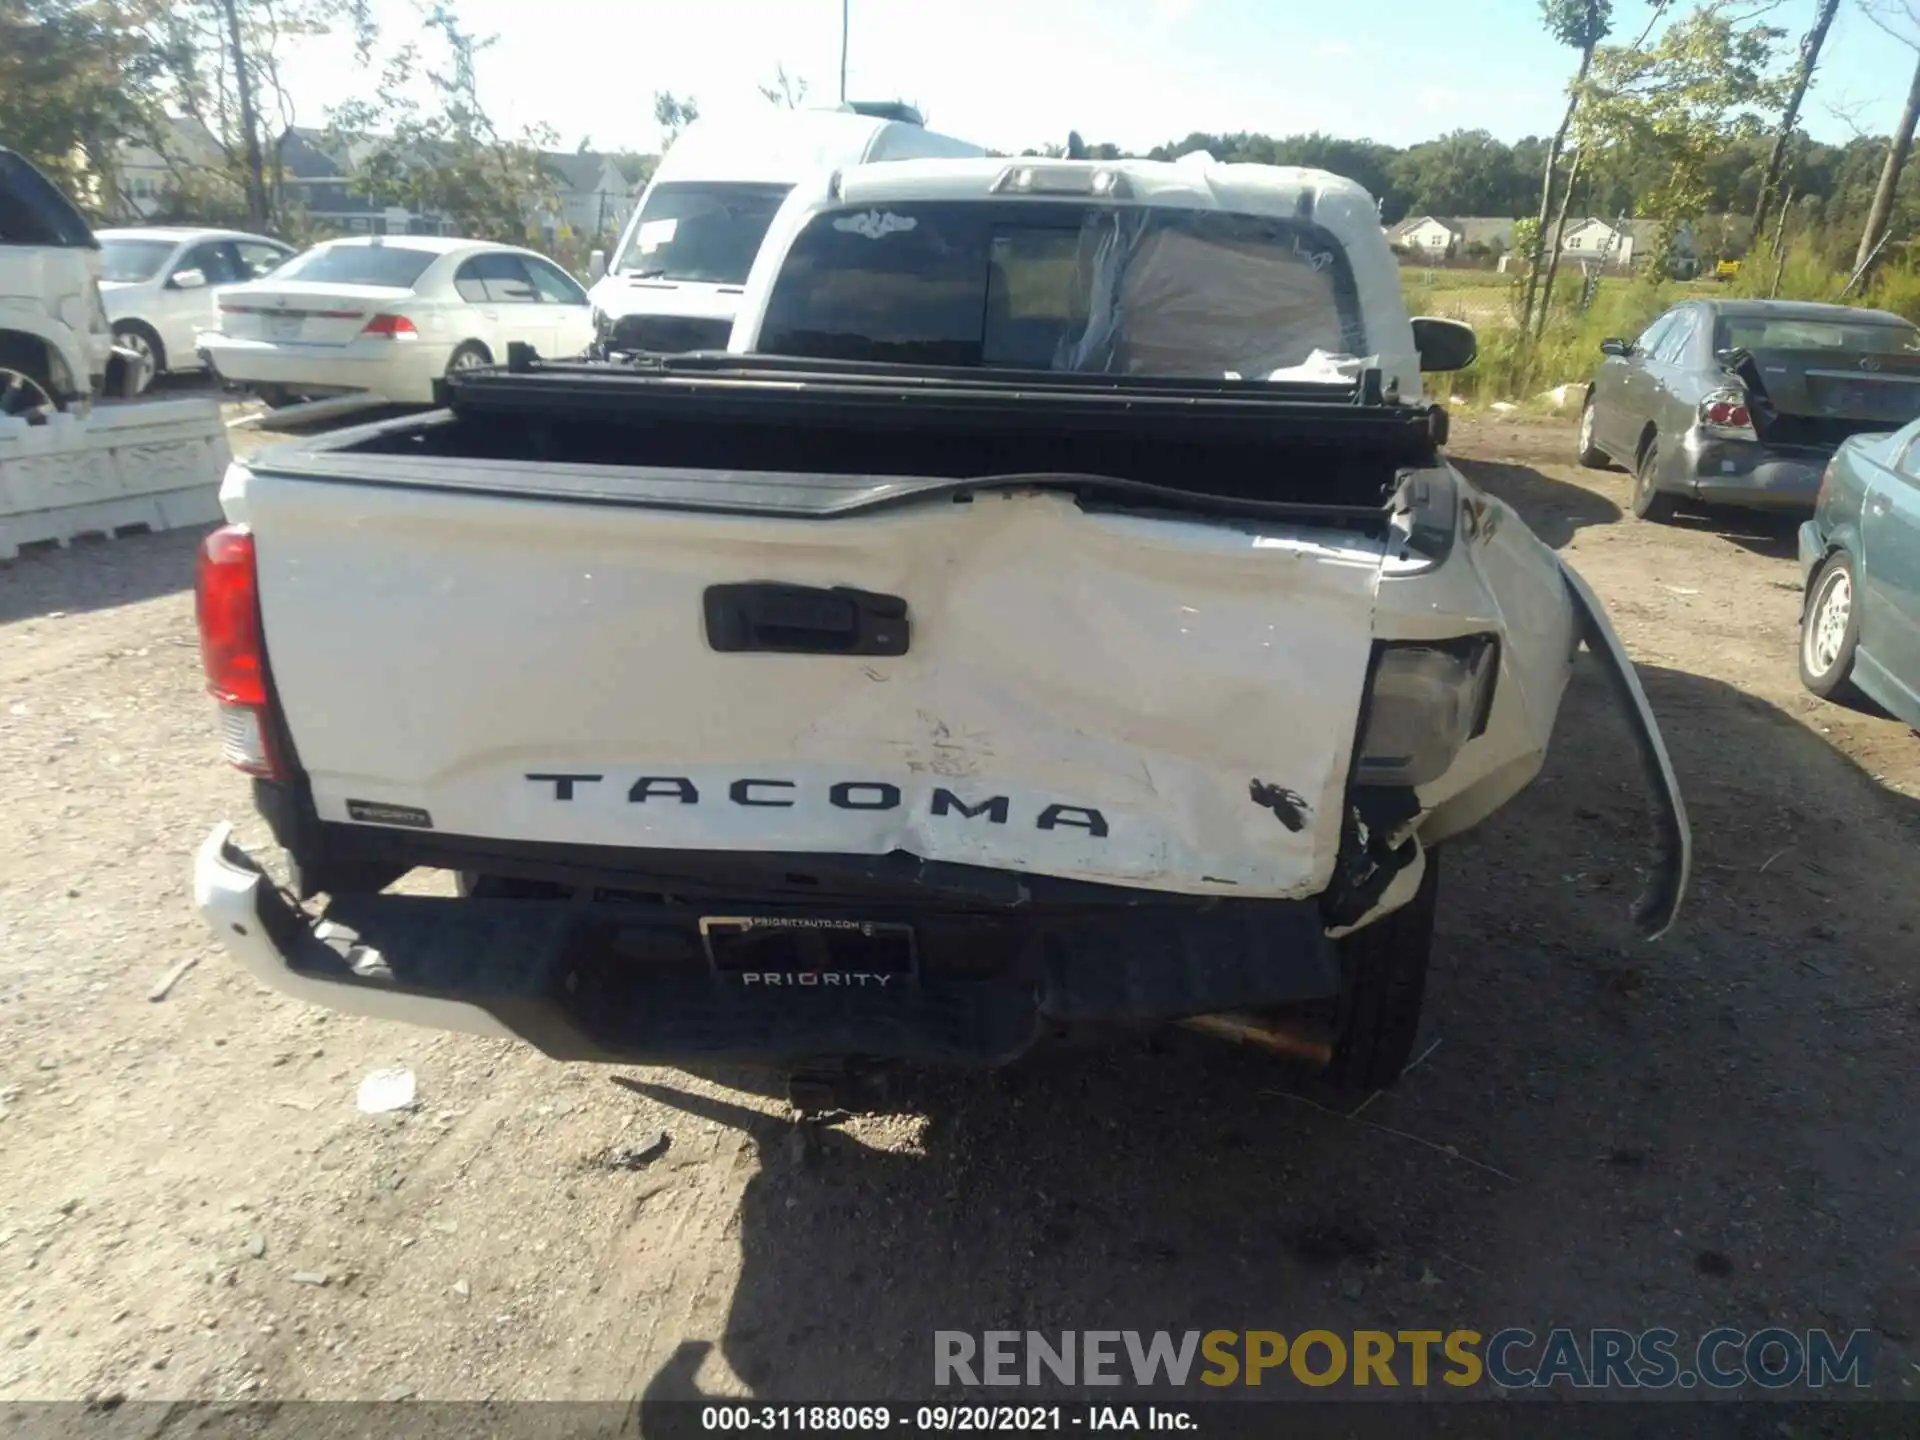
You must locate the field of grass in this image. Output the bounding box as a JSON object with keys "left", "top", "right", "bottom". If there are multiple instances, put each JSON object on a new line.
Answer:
{"left": 1398, "top": 265, "right": 1722, "bottom": 330}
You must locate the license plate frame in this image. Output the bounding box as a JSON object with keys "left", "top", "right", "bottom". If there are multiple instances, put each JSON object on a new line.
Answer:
{"left": 699, "top": 915, "right": 917, "bottom": 988}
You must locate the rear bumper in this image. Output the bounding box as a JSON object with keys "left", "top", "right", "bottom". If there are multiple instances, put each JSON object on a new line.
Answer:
{"left": 198, "top": 334, "right": 452, "bottom": 404}
{"left": 1677, "top": 435, "right": 1826, "bottom": 511}
{"left": 193, "top": 822, "right": 1344, "bottom": 1066}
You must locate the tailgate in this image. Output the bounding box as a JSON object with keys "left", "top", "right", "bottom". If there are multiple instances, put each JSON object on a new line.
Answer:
{"left": 231, "top": 473, "right": 1387, "bottom": 899}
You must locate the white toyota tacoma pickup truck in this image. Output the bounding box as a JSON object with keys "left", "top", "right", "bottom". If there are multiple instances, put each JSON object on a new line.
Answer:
{"left": 192, "top": 157, "right": 1689, "bottom": 1094}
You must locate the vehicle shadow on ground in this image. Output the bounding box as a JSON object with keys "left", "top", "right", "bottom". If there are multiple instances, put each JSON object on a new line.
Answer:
{"left": 0, "top": 523, "right": 207, "bottom": 623}
{"left": 1665, "top": 504, "right": 1801, "bottom": 561}
{"left": 632, "top": 658, "right": 1920, "bottom": 1409}
{"left": 1453, "top": 456, "right": 1621, "bottom": 549}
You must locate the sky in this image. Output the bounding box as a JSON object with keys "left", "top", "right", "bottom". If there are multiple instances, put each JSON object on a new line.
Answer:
{"left": 276, "top": 0, "right": 1920, "bottom": 158}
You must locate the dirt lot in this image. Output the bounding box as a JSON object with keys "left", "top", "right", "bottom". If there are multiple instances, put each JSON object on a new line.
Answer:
{"left": 1, "top": 412, "right": 1917, "bottom": 1410}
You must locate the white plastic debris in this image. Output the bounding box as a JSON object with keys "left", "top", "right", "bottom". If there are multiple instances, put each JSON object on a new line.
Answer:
{"left": 356, "top": 1068, "right": 418, "bottom": 1115}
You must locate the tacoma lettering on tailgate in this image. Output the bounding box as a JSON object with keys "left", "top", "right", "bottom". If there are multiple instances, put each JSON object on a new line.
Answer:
{"left": 524, "top": 774, "right": 1110, "bottom": 837}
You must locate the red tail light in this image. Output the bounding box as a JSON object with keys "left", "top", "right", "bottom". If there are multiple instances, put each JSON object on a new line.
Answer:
{"left": 360, "top": 312, "right": 417, "bottom": 338}
{"left": 1703, "top": 399, "right": 1750, "bottom": 429}
{"left": 195, "top": 525, "right": 283, "bottom": 777}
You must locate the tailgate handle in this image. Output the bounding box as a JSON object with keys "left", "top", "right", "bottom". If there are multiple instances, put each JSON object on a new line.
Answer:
{"left": 703, "top": 583, "right": 909, "bottom": 656}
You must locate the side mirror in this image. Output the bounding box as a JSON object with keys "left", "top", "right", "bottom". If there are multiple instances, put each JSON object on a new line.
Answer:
{"left": 1599, "top": 337, "right": 1631, "bottom": 357}
{"left": 588, "top": 249, "right": 607, "bottom": 282}
{"left": 169, "top": 267, "right": 208, "bottom": 290}
{"left": 1411, "top": 316, "right": 1477, "bottom": 373}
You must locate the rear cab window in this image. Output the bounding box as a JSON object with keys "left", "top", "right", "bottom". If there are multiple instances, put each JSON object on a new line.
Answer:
{"left": 754, "top": 200, "right": 1367, "bottom": 377}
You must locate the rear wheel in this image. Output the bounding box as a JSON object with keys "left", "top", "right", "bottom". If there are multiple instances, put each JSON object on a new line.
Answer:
{"left": 112, "top": 321, "right": 163, "bottom": 392}
{"left": 1325, "top": 849, "right": 1439, "bottom": 1092}
{"left": 1575, "top": 396, "right": 1609, "bottom": 468}
{"left": 446, "top": 341, "right": 491, "bottom": 376}
{"left": 1799, "top": 551, "right": 1861, "bottom": 702}
{"left": 1632, "top": 436, "right": 1678, "bottom": 522}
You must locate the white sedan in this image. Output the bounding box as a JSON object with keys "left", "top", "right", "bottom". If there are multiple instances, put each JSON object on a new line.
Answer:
{"left": 97, "top": 226, "right": 296, "bottom": 391}
{"left": 198, "top": 236, "right": 595, "bottom": 406}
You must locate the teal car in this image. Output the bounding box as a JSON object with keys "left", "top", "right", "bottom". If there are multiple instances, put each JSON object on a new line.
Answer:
{"left": 1800, "top": 417, "right": 1920, "bottom": 728}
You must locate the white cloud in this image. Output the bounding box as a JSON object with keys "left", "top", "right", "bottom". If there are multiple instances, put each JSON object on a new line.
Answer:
{"left": 1312, "top": 40, "right": 1355, "bottom": 59}
{"left": 1154, "top": 0, "right": 1199, "bottom": 21}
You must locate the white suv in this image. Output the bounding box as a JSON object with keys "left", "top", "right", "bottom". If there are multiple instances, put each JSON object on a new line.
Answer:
{"left": 0, "top": 148, "right": 116, "bottom": 416}
{"left": 97, "top": 227, "right": 294, "bottom": 392}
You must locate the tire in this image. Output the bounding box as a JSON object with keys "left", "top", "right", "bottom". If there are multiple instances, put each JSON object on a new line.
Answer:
{"left": 0, "top": 336, "right": 61, "bottom": 422}
{"left": 1799, "top": 551, "right": 1862, "bottom": 702}
{"left": 446, "top": 341, "right": 491, "bottom": 377}
{"left": 1632, "top": 436, "right": 1678, "bottom": 522}
{"left": 1575, "top": 396, "right": 1609, "bottom": 468}
{"left": 1325, "top": 849, "right": 1439, "bottom": 1092}
{"left": 112, "top": 321, "right": 163, "bottom": 393}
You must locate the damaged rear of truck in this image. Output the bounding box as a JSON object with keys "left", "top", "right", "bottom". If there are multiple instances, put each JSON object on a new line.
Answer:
{"left": 192, "top": 158, "right": 1689, "bottom": 1092}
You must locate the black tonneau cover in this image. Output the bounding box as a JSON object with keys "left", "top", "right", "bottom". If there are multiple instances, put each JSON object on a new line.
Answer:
{"left": 260, "top": 352, "right": 1449, "bottom": 531}
{"left": 436, "top": 350, "right": 1449, "bottom": 455}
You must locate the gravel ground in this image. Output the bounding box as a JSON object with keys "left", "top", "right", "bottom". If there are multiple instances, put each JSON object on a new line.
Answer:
{"left": 0, "top": 411, "right": 1916, "bottom": 1411}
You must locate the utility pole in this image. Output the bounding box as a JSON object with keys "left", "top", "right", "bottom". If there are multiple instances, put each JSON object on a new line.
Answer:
{"left": 839, "top": 0, "right": 849, "bottom": 103}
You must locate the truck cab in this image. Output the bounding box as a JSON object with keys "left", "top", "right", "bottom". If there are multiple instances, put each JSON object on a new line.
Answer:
{"left": 586, "top": 106, "right": 986, "bottom": 356}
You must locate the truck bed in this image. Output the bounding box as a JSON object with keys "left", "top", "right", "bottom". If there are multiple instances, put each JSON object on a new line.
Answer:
{"left": 289, "top": 354, "right": 1447, "bottom": 523}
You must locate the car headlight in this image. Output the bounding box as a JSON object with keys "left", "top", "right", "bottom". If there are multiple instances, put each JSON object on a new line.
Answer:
{"left": 1354, "top": 636, "right": 1499, "bottom": 787}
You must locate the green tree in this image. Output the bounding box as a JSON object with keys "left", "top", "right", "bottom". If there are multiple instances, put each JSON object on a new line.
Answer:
{"left": 1853, "top": 3, "right": 1920, "bottom": 277}
{"left": 327, "top": 4, "right": 556, "bottom": 245}
{"left": 1391, "top": 128, "right": 1533, "bottom": 215}
{"left": 1751, "top": 0, "right": 1839, "bottom": 232}
{"left": 654, "top": 91, "right": 699, "bottom": 147}
{"left": 150, "top": 0, "right": 378, "bottom": 230}
{"left": 1520, "top": 0, "right": 1616, "bottom": 337}
{"left": 758, "top": 64, "right": 808, "bottom": 108}
{"left": 1578, "top": 3, "right": 1790, "bottom": 269}
{"left": 0, "top": 0, "right": 168, "bottom": 207}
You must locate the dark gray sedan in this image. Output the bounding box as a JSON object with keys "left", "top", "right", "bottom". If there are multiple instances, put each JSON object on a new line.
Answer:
{"left": 1578, "top": 299, "right": 1920, "bottom": 522}
{"left": 1798, "top": 416, "right": 1920, "bottom": 730}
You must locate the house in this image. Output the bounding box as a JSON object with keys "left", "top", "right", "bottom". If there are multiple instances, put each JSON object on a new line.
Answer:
{"left": 277, "top": 126, "right": 444, "bottom": 236}
{"left": 110, "top": 117, "right": 233, "bottom": 220}
{"left": 535, "top": 152, "right": 634, "bottom": 245}
{"left": 1389, "top": 216, "right": 1519, "bottom": 260}
{"left": 1558, "top": 217, "right": 1698, "bottom": 271}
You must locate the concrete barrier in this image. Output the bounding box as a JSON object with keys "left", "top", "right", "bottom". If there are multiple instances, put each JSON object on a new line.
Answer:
{"left": 0, "top": 398, "right": 231, "bottom": 560}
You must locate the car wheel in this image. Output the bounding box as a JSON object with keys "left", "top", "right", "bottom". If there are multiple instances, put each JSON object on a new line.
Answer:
{"left": 446, "top": 342, "right": 491, "bottom": 376}
{"left": 1325, "top": 848, "right": 1438, "bottom": 1093}
{"left": 112, "top": 322, "right": 163, "bottom": 393}
{"left": 1632, "top": 436, "right": 1678, "bottom": 522}
{"left": 0, "top": 338, "right": 61, "bottom": 423}
{"left": 1799, "top": 551, "right": 1862, "bottom": 702}
{"left": 1576, "top": 396, "right": 1609, "bottom": 468}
